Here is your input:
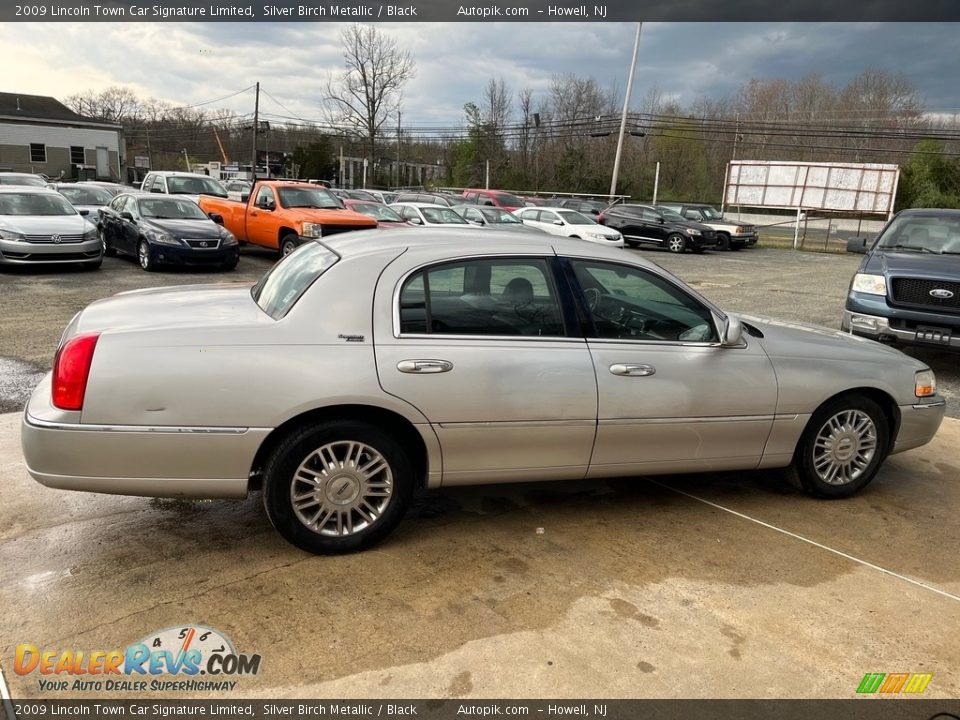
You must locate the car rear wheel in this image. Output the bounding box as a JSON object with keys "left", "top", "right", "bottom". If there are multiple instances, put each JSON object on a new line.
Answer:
{"left": 786, "top": 395, "right": 889, "bottom": 498}
{"left": 666, "top": 234, "right": 687, "bottom": 253}
{"left": 137, "top": 239, "right": 155, "bottom": 272}
{"left": 279, "top": 233, "right": 299, "bottom": 257}
{"left": 262, "top": 421, "right": 414, "bottom": 554}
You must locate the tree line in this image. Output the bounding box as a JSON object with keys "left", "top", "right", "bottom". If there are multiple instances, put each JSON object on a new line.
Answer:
{"left": 65, "top": 25, "right": 960, "bottom": 208}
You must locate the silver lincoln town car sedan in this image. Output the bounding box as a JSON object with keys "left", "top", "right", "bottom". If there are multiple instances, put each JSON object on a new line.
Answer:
{"left": 22, "top": 229, "right": 945, "bottom": 554}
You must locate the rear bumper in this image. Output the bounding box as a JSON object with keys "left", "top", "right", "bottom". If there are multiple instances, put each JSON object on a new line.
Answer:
{"left": 21, "top": 374, "right": 265, "bottom": 499}
{"left": 891, "top": 400, "right": 946, "bottom": 455}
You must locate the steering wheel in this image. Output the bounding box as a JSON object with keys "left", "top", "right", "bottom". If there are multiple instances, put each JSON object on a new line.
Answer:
{"left": 583, "top": 287, "right": 601, "bottom": 311}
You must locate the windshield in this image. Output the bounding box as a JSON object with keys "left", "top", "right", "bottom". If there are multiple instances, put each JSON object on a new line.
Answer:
{"left": 660, "top": 209, "right": 687, "bottom": 222}
{"left": 0, "top": 192, "right": 76, "bottom": 216}
{"left": 482, "top": 208, "right": 521, "bottom": 224}
{"left": 139, "top": 196, "right": 208, "bottom": 220}
{"left": 278, "top": 187, "right": 343, "bottom": 209}
{"left": 351, "top": 202, "right": 403, "bottom": 222}
{"left": 494, "top": 193, "right": 523, "bottom": 207}
{"left": 558, "top": 210, "right": 594, "bottom": 225}
{"left": 252, "top": 242, "right": 340, "bottom": 319}
{"left": 877, "top": 215, "right": 960, "bottom": 254}
{"left": 58, "top": 185, "right": 114, "bottom": 205}
{"left": 422, "top": 207, "right": 468, "bottom": 224}
{"left": 0, "top": 175, "right": 46, "bottom": 187}
{"left": 166, "top": 176, "right": 228, "bottom": 197}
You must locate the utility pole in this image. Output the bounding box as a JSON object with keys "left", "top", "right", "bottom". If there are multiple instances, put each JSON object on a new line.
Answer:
{"left": 145, "top": 128, "right": 153, "bottom": 170}
{"left": 182, "top": 148, "right": 190, "bottom": 171}
{"left": 732, "top": 111, "right": 740, "bottom": 161}
{"left": 652, "top": 161, "right": 660, "bottom": 204}
{"left": 485, "top": 159, "right": 490, "bottom": 190}
{"left": 251, "top": 81, "right": 259, "bottom": 180}
{"left": 339, "top": 146, "right": 344, "bottom": 188}
{"left": 396, "top": 110, "right": 401, "bottom": 188}
{"left": 609, "top": 22, "right": 642, "bottom": 202}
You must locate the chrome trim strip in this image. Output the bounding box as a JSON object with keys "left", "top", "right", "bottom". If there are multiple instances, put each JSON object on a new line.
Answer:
{"left": 436, "top": 419, "right": 596, "bottom": 429}
{"left": 25, "top": 412, "right": 259, "bottom": 434}
{"left": 599, "top": 414, "right": 775, "bottom": 425}
{"left": 911, "top": 400, "right": 947, "bottom": 410}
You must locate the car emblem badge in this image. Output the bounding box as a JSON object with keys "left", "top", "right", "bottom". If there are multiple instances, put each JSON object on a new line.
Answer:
{"left": 929, "top": 289, "right": 954, "bottom": 299}
{"left": 51, "top": 234, "right": 61, "bottom": 243}
{"left": 200, "top": 241, "right": 209, "bottom": 248}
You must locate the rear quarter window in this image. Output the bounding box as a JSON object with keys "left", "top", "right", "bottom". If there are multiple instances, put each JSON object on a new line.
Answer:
{"left": 252, "top": 243, "right": 340, "bottom": 319}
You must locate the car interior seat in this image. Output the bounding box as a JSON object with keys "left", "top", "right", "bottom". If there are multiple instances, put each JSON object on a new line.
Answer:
{"left": 502, "top": 277, "right": 534, "bottom": 304}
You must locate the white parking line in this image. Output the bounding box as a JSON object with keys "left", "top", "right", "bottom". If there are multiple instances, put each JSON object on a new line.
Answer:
{"left": 651, "top": 480, "right": 960, "bottom": 605}
{"left": 0, "top": 661, "right": 16, "bottom": 720}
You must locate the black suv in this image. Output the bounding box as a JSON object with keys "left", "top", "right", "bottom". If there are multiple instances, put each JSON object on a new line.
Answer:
{"left": 598, "top": 204, "right": 718, "bottom": 253}
{"left": 843, "top": 208, "right": 960, "bottom": 350}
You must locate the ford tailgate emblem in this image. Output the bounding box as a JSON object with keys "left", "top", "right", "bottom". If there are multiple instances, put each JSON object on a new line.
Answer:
{"left": 929, "top": 288, "right": 954, "bottom": 299}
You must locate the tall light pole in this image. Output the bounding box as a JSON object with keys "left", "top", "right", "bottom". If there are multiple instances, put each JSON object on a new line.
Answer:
{"left": 609, "top": 22, "right": 642, "bottom": 202}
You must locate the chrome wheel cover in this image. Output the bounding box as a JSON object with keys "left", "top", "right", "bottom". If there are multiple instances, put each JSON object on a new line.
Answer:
{"left": 290, "top": 441, "right": 394, "bottom": 537}
{"left": 281, "top": 240, "right": 297, "bottom": 256}
{"left": 812, "top": 409, "right": 877, "bottom": 485}
{"left": 138, "top": 241, "right": 150, "bottom": 269}
{"left": 668, "top": 236, "right": 683, "bottom": 252}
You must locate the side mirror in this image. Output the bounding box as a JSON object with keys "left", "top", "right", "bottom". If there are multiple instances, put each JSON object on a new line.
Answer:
{"left": 720, "top": 315, "right": 743, "bottom": 347}
{"left": 553, "top": 219, "right": 564, "bottom": 226}
{"left": 409, "top": 216, "right": 423, "bottom": 225}
{"left": 209, "top": 212, "right": 224, "bottom": 225}
{"left": 658, "top": 217, "right": 665, "bottom": 224}
{"left": 120, "top": 211, "right": 135, "bottom": 222}
{"left": 78, "top": 209, "right": 90, "bottom": 217}
{"left": 846, "top": 237, "right": 869, "bottom": 254}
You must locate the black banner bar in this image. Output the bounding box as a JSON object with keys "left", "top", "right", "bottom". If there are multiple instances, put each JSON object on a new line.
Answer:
{"left": 4, "top": 699, "right": 960, "bottom": 720}
{"left": 5, "top": 0, "right": 960, "bottom": 21}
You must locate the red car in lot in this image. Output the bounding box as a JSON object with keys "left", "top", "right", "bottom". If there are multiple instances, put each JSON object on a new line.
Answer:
{"left": 461, "top": 189, "right": 526, "bottom": 212}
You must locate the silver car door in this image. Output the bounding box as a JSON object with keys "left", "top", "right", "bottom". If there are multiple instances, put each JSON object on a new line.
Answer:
{"left": 373, "top": 253, "right": 598, "bottom": 486}
{"left": 564, "top": 258, "right": 778, "bottom": 478}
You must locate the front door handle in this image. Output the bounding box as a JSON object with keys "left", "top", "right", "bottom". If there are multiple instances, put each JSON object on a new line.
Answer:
{"left": 610, "top": 363, "right": 656, "bottom": 377}
{"left": 397, "top": 359, "right": 453, "bottom": 374}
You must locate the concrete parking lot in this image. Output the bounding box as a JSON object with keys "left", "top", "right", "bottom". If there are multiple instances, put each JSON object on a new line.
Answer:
{"left": 1, "top": 244, "right": 958, "bottom": 700}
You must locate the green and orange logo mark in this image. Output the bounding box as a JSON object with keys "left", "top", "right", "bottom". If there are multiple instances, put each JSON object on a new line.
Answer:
{"left": 857, "top": 672, "right": 932, "bottom": 694}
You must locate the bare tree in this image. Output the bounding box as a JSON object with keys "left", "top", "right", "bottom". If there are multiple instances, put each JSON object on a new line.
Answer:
{"left": 65, "top": 86, "right": 143, "bottom": 124}
{"left": 324, "top": 24, "right": 416, "bottom": 182}
{"left": 483, "top": 77, "right": 512, "bottom": 133}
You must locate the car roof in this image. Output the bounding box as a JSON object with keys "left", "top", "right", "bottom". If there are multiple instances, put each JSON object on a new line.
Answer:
{"left": 897, "top": 208, "right": 960, "bottom": 217}
{"left": 148, "top": 171, "right": 219, "bottom": 178}
{"left": 391, "top": 202, "right": 448, "bottom": 208}
{"left": 0, "top": 186, "right": 58, "bottom": 195}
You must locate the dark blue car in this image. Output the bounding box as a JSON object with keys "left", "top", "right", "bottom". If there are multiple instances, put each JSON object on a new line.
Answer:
{"left": 843, "top": 208, "right": 960, "bottom": 350}
{"left": 98, "top": 193, "right": 239, "bottom": 272}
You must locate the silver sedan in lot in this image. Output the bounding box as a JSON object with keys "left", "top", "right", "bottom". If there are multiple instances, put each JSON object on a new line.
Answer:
{"left": 0, "top": 187, "right": 102, "bottom": 268}
{"left": 21, "top": 230, "right": 945, "bottom": 554}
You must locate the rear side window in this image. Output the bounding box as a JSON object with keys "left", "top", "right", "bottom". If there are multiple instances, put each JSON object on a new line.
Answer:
{"left": 252, "top": 243, "right": 339, "bottom": 319}
{"left": 399, "top": 258, "right": 563, "bottom": 337}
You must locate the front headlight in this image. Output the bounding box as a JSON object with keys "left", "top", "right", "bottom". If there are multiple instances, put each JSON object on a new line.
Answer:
{"left": 915, "top": 370, "right": 937, "bottom": 398}
{"left": 83, "top": 228, "right": 98, "bottom": 242}
{"left": 219, "top": 229, "right": 238, "bottom": 245}
{"left": 302, "top": 222, "right": 323, "bottom": 238}
{"left": 851, "top": 273, "right": 887, "bottom": 296}
{"left": 587, "top": 231, "right": 610, "bottom": 240}
{"left": 0, "top": 228, "right": 25, "bottom": 242}
{"left": 686, "top": 228, "right": 701, "bottom": 236}
{"left": 149, "top": 230, "right": 181, "bottom": 246}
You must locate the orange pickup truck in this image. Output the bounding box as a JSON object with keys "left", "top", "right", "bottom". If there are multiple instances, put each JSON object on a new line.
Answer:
{"left": 197, "top": 180, "right": 377, "bottom": 256}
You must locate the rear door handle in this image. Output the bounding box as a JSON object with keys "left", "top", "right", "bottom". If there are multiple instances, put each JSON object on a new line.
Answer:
{"left": 397, "top": 359, "right": 453, "bottom": 374}
{"left": 610, "top": 363, "right": 655, "bottom": 377}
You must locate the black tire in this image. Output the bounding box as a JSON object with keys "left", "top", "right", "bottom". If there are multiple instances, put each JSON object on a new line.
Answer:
{"left": 84, "top": 258, "right": 103, "bottom": 271}
{"left": 666, "top": 233, "right": 687, "bottom": 254}
{"left": 262, "top": 421, "right": 414, "bottom": 554}
{"left": 785, "top": 394, "right": 890, "bottom": 498}
{"left": 279, "top": 233, "right": 299, "bottom": 258}
{"left": 221, "top": 256, "right": 239, "bottom": 272}
{"left": 137, "top": 239, "right": 155, "bottom": 272}
{"left": 100, "top": 228, "right": 116, "bottom": 257}
{"left": 715, "top": 234, "right": 731, "bottom": 251}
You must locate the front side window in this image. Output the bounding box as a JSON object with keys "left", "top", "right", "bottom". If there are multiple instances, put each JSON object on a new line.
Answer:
{"left": 254, "top": 186, "right": 275, "bottom": 209}
{"left": 399, "top": 258, "right": 563, "bottom": 337}
{"left": 569, "top": 260, "right": 718, "bottom": 343}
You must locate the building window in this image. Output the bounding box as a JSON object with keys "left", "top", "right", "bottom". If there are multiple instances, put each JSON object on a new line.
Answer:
{"left": 70, "top": 146, "right": 85, "bottom": 165}
{"left": 29, "top": 144, "right": 46, "bottom": 163}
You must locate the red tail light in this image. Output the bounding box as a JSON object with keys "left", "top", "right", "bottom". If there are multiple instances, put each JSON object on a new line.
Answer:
{"left": 52, "top": 332, "right": 100, "bottom": 411}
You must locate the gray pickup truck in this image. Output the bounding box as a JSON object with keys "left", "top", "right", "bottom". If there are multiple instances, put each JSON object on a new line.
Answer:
{"left": 657, "top": 202, "right": 759, "bottom": 251}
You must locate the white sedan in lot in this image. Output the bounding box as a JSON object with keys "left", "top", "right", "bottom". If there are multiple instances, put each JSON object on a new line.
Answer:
{"left": 515, "top": 206, "right": 624, "bottom": 247}
{"left": 389, "top": 202, "right": 472, "bottom": 228}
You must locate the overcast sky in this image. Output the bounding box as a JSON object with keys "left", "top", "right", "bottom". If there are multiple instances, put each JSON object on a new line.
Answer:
{"left": 6, "top": 22, "right": 960, "bottom": 125}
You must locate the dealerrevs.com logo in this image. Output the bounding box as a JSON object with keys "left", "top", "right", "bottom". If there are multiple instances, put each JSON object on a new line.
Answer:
{"left": 14, "top": 625, "right": 262, "bottom": 693}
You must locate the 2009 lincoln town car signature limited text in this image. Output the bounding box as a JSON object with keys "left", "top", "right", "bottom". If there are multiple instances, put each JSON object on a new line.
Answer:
{"left": 21, "top": 229, "right": 945, "bottom": 554}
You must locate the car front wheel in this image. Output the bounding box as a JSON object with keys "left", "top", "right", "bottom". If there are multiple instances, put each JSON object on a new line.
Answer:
{"left": 280, "top": 233, "right": 299, "bottom": 257}
{"left": 137, "top": 239, "right": 155, "bottom": 271}
{"left": 666, "top": 234, "right": 687, "bottom": 253}
{"left": 262, "top": 421, "right": 414, "bottom": 554}
{"left": 786, "top": 395, "right": 890, "bottom": 498}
